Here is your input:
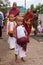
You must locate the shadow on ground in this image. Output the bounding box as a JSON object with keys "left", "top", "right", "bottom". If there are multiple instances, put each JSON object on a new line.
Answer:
{"left": 30, "top": 34, "right": 43, "bottom": 42}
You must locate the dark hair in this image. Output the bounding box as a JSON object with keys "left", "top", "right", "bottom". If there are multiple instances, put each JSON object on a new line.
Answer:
{"left": 33, "top": 10, "right": 37, "bottom": 13}
{"left": 13, "top": 2, "right": 17, "bottom": 6}
{"left": 16, "top": 16, "right": 23, "bottom": 22}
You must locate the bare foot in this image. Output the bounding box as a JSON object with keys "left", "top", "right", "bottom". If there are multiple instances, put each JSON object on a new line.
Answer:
{"left": 15, "top": 54, "right": 19, "bottom": 63}
{"left": 15, "top": 59, "right": 19, "bottom": 63}
{"left": 21, "top": 58, "right": 25, "bottom": 62}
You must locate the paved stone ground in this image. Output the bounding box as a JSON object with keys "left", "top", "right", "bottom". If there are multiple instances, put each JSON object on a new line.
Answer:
{"left": 0, "top": 31, "right": 43, "bottom": 65}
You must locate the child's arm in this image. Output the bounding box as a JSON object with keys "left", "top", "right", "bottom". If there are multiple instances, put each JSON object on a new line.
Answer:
{"left": 23, "top": 26, "right": 28, "bottom": 36}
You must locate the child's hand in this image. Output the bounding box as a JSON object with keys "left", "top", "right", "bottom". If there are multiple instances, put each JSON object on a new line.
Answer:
{"left": 13, "top": 35, "right": 16, "bottom": 38}
{"left": 25, "top": 31, "right": 28, "bottom": 36}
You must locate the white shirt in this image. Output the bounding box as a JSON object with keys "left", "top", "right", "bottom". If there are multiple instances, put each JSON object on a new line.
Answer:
{"left": 7, "top": 21, "right": 17, "bottom": 35}
{"left": 17, "top": 25, "right": 26, "bottom": 38}
{"left": 7, "top": 22, "right": 14, "bottom": 35}
{"left": 9, "top": 22, "right": 14, "bottom": 31}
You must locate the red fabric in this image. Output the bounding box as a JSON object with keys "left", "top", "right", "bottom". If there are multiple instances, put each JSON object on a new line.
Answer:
{"left": 17, "top": 37, "right": 29, "bottom": 44}
{"left": 23, "top": 12, "right": 34, "bottom": 35}
{"left": 9, "top": 8, "right": 20, "bottom": 17}
{"left": 23, "top": 44, "right": 27, "bottom": 51}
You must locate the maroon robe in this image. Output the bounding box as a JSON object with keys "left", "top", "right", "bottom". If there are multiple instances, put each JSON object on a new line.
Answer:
{"left": 9, "top": 8, "right": 20, "bottom": 17}
{"left": 23, "top": 12, "right": 34, "bottom": 35}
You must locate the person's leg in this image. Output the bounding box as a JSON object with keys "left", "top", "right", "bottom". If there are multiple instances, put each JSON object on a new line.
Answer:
{"left": 15, "top": 54, "right": 18, "bottom": 61}
{"left": 0, "top": 26, "right": 2, "bottom": 37}
{"left": 14, "top": 44, "right": 19, "bottom": 62}
{"left": 19, "top": 46, "right": 26, "bottom": 62}
{"left": 20, "top": 43, "right": 27, "bottom": 62}
{"left": 21, "top": 57, "right": 25, "bottom": 62}
{"left": 8, "top": 37, "right": 16, "bottom": 50}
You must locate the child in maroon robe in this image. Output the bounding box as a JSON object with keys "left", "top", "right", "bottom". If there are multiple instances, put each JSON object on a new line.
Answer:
{"left": 23, "top": 9, "right": 34, "bottom": 35}
{"left": 9, "top": 2, "right": 20, "bottom": 17}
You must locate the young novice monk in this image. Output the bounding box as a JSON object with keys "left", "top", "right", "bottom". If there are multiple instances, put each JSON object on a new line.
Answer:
{"left": 7, "top": 14, "right": 17, "bottom": 50}
{"left": 15, "top": 16, "right": 29, "bottom": 62}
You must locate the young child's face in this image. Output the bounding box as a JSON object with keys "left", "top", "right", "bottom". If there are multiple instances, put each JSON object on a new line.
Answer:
{"left": 9, "top": 14, "right": 15, "bottom": 21}
{"left": 17, "top": 20, "right": 23, "bottom": 25}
